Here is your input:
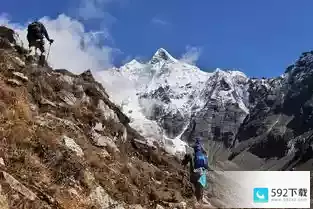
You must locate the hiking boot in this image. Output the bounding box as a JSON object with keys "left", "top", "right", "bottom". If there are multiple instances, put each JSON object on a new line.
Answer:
{"left": 38, "top": 54, "right": 46, "bottom": 66}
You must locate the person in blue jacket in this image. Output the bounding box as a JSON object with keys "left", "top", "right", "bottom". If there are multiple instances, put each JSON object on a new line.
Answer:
{"left": 182, "top": 137, "right": 209, "bottom": 203}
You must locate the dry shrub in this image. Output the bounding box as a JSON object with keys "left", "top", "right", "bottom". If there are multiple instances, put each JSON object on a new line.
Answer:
{"left": 71, "top": 103, "right": 86, "bottom": 122}
{"left": 56, "top": 105, "right": 79, "bottom": 120}
{"left": 120, "top": 164, "right": 141, "bottom": 186}
{"left": 51, "top": 151, "right": 86, "bottom": 186}
{"left": 5, "top": 146, "right": 52, "bottom": 189}
{"left": 72, "top": 83, "right": 84, "bottom": 98}
{"left": 35, "top": 128, "right": 59, "bottom": 150}
{"left": 4, "top": 121, "right": 32, "bottom": 144}
{"left": 0, "top": 51, "right": 12, "bottom": 71}
{"left": 113, "top": 176, "right": 137, "bottom": 204}
{"left": 0, "top": 80, "right": 18, "bottom": 106}
{"left": 60, "top": 199, "right": 89, "bottom": 209}
{"left": 101, "top": 118, "right": 125, "bottom": 139}
{"left": 0, "top": 80, "right": 31, "bottom": 120}
{"left": 21, "top": 151, "right": 52, "bottom": 186}
{"left": 0, "top": 81, "right": 33, "bottom": 147}
{"left": 71, "top": 102, "right": 96, "bottom": 127}
{"left": 0, "top": 100, "right": 6, "bottom": 115}
{"left": 58, "top": 193, "right": 90, "bottom": 209}
{"left": 87, "top": 151, "right": 106, "bottom": 169}
{"left": 14, "top": 99, "right": 32, "bottom": 121}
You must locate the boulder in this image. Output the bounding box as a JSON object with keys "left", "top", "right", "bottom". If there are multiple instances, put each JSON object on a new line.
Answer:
{"left": 58, "top": 90, "right": 76, "bottom": 106}
{"left": 0, "top": 171, "right": 37, "bottom": 201}
{"left": 90, "top": 131, "right": 119, "bottom": 152}
{"left": 40, "top": 97, "right": 57, "bottom": 107}
{"left": 156, "top": 204, "right": 165, "bottom": 209}
{"left": 6, "top": 78, "right": 22, "bottom": 86}
{"left": 13, "top": 56, "right": 25, "bottom": 68}
{"left": 0, "top": 26, "right": 16, "bottom": 44}
{"left": 0, "top": 158, "right": 5, "bottom": 167}
{"left": 62, "top": 135, "right": 84, "bottom": 157}
{"left": 12, "top": 72, "right": 28, "bottom": 82}
{"left": 89, "top": 186, "right": 124, "bottom": 209}
{"left": 98, "top": 100, "right": 119, "bottom": 122}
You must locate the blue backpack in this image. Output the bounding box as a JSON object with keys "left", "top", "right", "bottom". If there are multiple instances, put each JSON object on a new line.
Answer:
{"left": 194, "top": 151, "right": 208, "bottom": 169}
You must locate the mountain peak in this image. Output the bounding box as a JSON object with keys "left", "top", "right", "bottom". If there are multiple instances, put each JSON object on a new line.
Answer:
{"left": 125, "top": 59, "right": 143, "bottom": 67}
{"left": 213, "top": 68, "right": 248, "bottom": 78}
{"left": 149, "top": 48, "right": 177, "bottom": 64}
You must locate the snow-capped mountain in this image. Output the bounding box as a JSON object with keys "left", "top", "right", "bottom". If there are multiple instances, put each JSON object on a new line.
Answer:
{"left": 99, "top": 48, "right": 272, "bottom": 154}
{"left": 99, "top": 47, "right": 313, "bottom": 171}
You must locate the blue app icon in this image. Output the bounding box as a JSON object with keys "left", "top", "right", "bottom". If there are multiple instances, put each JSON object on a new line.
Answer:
{"left": 253, "top": 188, "right": 269, "bottom": 203}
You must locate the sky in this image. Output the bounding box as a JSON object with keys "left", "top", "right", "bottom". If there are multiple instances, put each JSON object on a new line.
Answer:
{"left": 1, "top": 0, "right": 313, "bottom": 78}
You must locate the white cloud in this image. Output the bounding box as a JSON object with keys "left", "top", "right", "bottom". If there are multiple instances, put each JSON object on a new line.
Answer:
{"left": 0, "top": 13, "right": 117, "bottom": 73}
{"left": 78, "top": 0, "right": 117, "bottom": 25}
{"left": 77, "top": 0, "right": 126, "bottom": 22}
{"left": 73, "top": 0, "right": 127, "bottom": 43}
{"left": 151, "top": 17, "right": 169, "bottom": 26}
{"left": 180, "top": 45, "right": 202, "bottom": 64}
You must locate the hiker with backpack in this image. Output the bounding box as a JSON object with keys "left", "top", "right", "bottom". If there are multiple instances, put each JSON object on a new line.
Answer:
{"left": 182, "top": 137, "right": 210, "bottom": 204}
{"left": 26, "top": 21, "right": 54, "bottom": 65}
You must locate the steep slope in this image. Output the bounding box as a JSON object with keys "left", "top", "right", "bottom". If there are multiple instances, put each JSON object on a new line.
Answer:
{"left": 0, "top": 27, "right": 196, "bottom": 209}
{"left": 229, "top": 51, "right": 313, "bottom": 171}
{"left": 101, "top": 48, "right": 272, "bottom": 154}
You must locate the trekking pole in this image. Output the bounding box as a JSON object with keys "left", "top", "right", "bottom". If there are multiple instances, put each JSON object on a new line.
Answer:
{"left": 46, "top": 42, "right": 52, "bottom": 62}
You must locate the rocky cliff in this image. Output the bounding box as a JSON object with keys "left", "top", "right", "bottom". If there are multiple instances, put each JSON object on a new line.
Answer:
{"left": 229, "top": 51, "right": 313, "bottom": 171}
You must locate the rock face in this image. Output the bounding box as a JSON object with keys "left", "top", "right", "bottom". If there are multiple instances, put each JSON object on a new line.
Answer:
{"left": 89, "top": 186, "right": 125, "bottom": 209}
{"left": 229, "top": 51, "right": 313, "bottom": 170}
{"left": 0, "top": 172, "right": 37, "bottom": 201}
{"left": 62, "top": 135, "right": 84, "bottom": 157}
{"left": 0, "top": 27, "right": 196, "bottom": 209}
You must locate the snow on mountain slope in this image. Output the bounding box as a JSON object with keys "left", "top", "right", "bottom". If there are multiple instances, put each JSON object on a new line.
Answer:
{"left": 99, "top": 48, "right": 270, "bottom": 154}
{"left": 199, "top": 69, "right": 250, "bottom": 113}
{"left": 96, "top": 62, "right": 165, "bottom": 150}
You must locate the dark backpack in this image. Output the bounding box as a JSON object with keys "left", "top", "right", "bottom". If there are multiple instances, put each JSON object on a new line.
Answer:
{"left": 194, "top": 151, "right": 208, "bottom": 169}
{"left": 28, "top": 22, "right": 42, "bottom": 39}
